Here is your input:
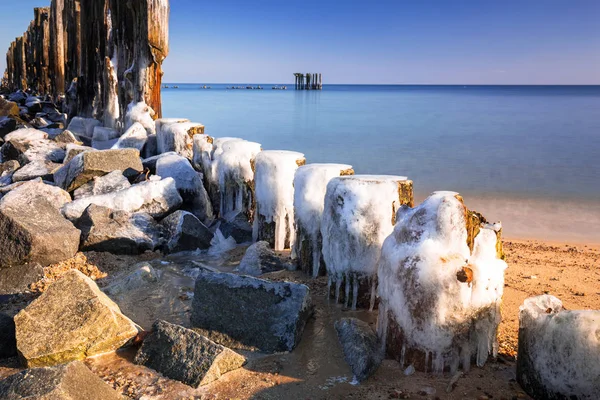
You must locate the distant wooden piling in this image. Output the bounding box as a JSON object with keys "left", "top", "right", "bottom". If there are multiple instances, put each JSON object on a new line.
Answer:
{"left": 294, "top": 73, "right": 322, "bottom": 90}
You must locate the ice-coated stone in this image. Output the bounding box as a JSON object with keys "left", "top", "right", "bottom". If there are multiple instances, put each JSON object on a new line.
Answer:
{"left": 54, "top": 148, "right": 143, "bottom": 192}
{"left": 11, "top": 160, "right": 60, "bottom": 182}
{"left": 293, "top": 163, "right": 354, "bottom": 277}
{"left": 135, "top": 320, "right": 246, "bottom": 387}
{"left": 0, "top": 180, "right": 72, "bottom": 212}
{"left": 66, "top": 117, "right": 101, "bottom": 140}
{"left": 335, "top": 318, "right": 383, "bottom": 383}
{"left": 157, "top": 121, "right": 204, "bottom": 159}
{"left": 161, "top": 210, "right": 214, "bottom": 253}
{"left": 125, "top": 101, "right": 156, "bottom": 136}
{"left": 517, "top": 295, "right": 600, "bottom": 400}
{"left": 218, "top": 212, "right": 253, "bottom": 244}
{"left": 322, "top": 175, "right": 414, "bottom": 309}
{"left": 377, "top": 191, "right": 506, "bottom": 373}
{"left": 0, "top": 361, "right": 122, "bottom": 400}
{"left": 14, "top": 270, "right": 139, "bottom": 367}
{"left": 91, "top": 138, "right": 119, "bottom": 150}
{"left": 111, "top": 122, "right": 148, "bottom": 151}
{"left": 253, "top": 150, "right": 306, "bottom": 251}
{"left": 156, "top": 153, "right": 213, "bottom": 223}
{"left": 0, "top": 182, "right": 79, "bottom": 267}
{"left": 236, "top": 241, "right": 288, "bottom": 276}
{"left": 2, "top": 129, "right": 65, "bottom": 165}
{"left": 62, "top": 178, "right": 183, "bottom": 221}
{"left": 0, "top": 263, "right": 44, "bottom": 295}
{"left": 76, "top": 204, "right": 163, "bottom": 255}
{"left": 0, "top": 313, "right": 17, "bottom": 359}
{"left": 103, "top": 263, "right": 160, "bottom": 297}
{"left": 73, "top": 170, "right": 132, "bottom": 200}
{"left": 191, "top": 271, "right": 312, "bottom": 352}
{"left": 92, "top": 126, "right": 119, "bottom": 142}
{"left": 155, "top": 118, "right": 190, "bottom": 135}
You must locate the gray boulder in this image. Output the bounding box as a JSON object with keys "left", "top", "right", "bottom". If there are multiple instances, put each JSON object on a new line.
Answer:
{"left": 0, "top": 117, "right": 17, "bottom": 138}
{"left": 142, "top": 151, "right": 178, "bottom": 174}
{"left": 0, "top": 361, "right": 122, "bottom": 399}
{"left": 73, "top": 170, "right": 131, "bottom": 200}
{"left": 54, "top": 148, "right": 143, "bottom": 192}
{"left": 62, "top": 177, "right": 183, "bottom": 221}
{"left": 66, "top": 117, "right": 101, "bottom": 140}
{"left": 191, "top": 271, "right": 312, "bottom": 352}
{"left": 53, "top": 129, "right": 81, "bottom": 144}
{"left": 236, "top": 241, "right": 288, "bottom": 276}
{"left": 14, "top": 270, "right": 139, "bottom": 367}
{"left": 219, "top": 212, "right": 253, "bottom": 243}
{"left": 1, "top": 129, "right": 65, "bottom": 164}
{"left": 0, "top": 263, "right": 44, "bottom": 295}
{"left": 111, "top": 122, "right": 148, "bottom": 151}
{"left": 0, "top": 180, "right": 71, "bottom": 212}
{"left": 135, "top": 320, "right": 245, "bottom": 387}
{"left": 92, "top": 126, "right": 119, "bottom": 142}
{"left": 0, "top": 313, "right": 17, "bottom": 359}
{"left": 91, "top": 138, "right": 119, "bottom": 150}
{"left": 76, "top": 204, "right": 163, "bottom": 255}
{"left": 0, "top": 184, "right": 79, "bottom": 267}
{"left": 161, "top": 210, "right": 213, "bottom": 253}
{"left": 334, "top": 318, "right": 382, "bottom": 383}
{"left": 63, "top": 143, "right": 95, "bottom": 163}
{"left": 11, "top": 160, "right": 60, "bottom": 182}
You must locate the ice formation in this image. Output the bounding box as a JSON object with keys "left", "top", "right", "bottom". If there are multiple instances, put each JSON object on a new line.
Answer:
{"left": 111, "top": 122, "right": 148, "bottom": 151}
{"left": 124, "top": 101, "right": 155, "bottom": 135}
{"left": 157, "top": 120, "right": 204, "bottom": 159}
{"left": 253, "top": 150, "right": 305, "bottom": 251}
{"left": 321, "top": 175, "right": 413, "bottom": 310}
{"left": 377, "top": 191, "right": 507, "bottom": 373}
{"left": 517, "top": 295, "right": 600, "bottom": 399}
{"left": 292, "top": 163, "right": 354, "bottom": 277}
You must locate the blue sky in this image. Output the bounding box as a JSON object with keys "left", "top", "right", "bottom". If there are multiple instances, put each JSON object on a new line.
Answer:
{"left": 2, "top": 0, "right": 599, "bottom": 84}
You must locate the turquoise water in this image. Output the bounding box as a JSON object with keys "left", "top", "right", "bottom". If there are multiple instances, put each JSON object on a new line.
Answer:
{"left": 162, "top": 85, "right": 600, "bottom": 242}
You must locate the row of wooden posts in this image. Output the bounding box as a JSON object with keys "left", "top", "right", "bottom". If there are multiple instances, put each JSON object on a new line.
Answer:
{"left": 294, "top": 73, "right": 322, "bottom": 90}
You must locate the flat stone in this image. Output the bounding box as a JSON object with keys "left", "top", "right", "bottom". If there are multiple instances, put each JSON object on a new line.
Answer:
{"left": 0, "top": 361, "right": 122, "bottom": 399}
{"left": 11, "top": 160, "right": 60, "bottom": 182}
{"left": 135, "top": 320, "right": 245, "bottom": 387}
{"left": 73, "top": 170, "right": 131, "bottom": 200}
{"left": 0, "top": 180, "right": 72, "bottom": 212}
{"left": 191, "top": 271, "right": 312, "bottom": 352}
{"left": 14, "top": 270, "right": 139, "bottom": 367}
{"left": 335, "top": 318, "right": 382, "bottom": 382}
{"left": 62, "top": 178, "right": 183, "bottom": 221}
{"left": 54, "top": 148, "right": 143, "bottom": 192}
{"left": 76, "top": 204, "right": 163, "bottom": 255}
{"left": 236, "top": 241, "right": 288, "bottom": 276}
{"left": 0, "top": 313, "right": 17, "bottom": 359}
{"left": 161, "top": 210, "right": 213, "bottom": 253}
{"left": 53, "top": 130, "right": 82, "bottom": 144}
{"left": 0, "top": 186, "right": 79, "bottom": 267}
{"left": 0, "top": 263, "right": 44, "bottom": 295}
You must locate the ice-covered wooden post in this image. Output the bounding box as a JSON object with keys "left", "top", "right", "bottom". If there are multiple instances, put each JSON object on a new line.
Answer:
{"left": 157, "top": 120, "right": 205, "bottom": 159}
{"left": 253, "top": 150, "right": 306, "bottom": 251}
{"left": 321, "top": 175, "right": 414, "bottom": 310}
{"left": 377, "top": 191, "right": 507, "bottom": 373}
{"left": 293, "top": 163, "right": 354, "bottom": 277}
{"left": 517, "top": 295, "right": 600, "bottom": 400}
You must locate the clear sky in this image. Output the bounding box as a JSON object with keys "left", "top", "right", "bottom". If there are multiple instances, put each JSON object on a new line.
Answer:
{"left": 1, "top": 0, "right": 599, "bottom": 84}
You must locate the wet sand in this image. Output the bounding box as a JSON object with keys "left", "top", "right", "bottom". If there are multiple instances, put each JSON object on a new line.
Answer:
{"left": 1, "top": 239, "right": 599, "bottom": 399}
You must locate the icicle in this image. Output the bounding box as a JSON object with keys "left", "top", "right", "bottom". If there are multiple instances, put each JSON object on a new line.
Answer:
{"left": 335, "top": 278, "right": 342, "bottom": 304}
{"left": 327, "top": 275, "right": 332, "bottom": 303}
{"left": 312, "top": 245, "right": 321, "bottom": 278}
{"left": 369, "top": 276, "right": 377, "bottom": 312}
{"left": 344, "top": 272, "right": 351, "bottom": 308}
{"left": 352, "top": 274, "right": 359, "bottom": 311}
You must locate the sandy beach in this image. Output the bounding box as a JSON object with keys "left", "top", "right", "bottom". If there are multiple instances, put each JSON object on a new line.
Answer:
{"left": 1, "top": 237, "right": 598, "bottom": 399}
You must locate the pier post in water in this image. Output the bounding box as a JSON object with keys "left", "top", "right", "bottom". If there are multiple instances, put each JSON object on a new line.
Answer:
{"left": 293, "top": 72, "right": 322, "bottom": 90}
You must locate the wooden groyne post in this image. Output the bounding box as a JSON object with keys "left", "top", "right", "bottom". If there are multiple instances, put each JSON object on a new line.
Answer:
{"left": 294, "top": 73, "right": 322, "bottom": 90}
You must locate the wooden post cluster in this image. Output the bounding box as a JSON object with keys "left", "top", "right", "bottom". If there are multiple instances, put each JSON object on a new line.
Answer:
{"left": 293, "top": 73, "right": 322, "bottom": 90}
{"left": 3, "top": 0, "right": 170, "bottom": 127}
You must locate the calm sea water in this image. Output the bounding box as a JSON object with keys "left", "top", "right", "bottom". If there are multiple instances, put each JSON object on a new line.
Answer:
{"left": 163, "top": 84, "right": 600, "bottom": 243}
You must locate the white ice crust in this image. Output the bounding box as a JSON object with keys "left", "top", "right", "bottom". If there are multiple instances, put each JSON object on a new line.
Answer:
{"left": 377, "top": 191, "right": 507, "bottom": 373}
{"left": 293, "top": 163, "right": 353, "bottom": 277}
{"left": 252, "top": 150, "right": 305, "bottom": 251}
{"left": 125, "top": 101, "right": 156, "bottom": 135}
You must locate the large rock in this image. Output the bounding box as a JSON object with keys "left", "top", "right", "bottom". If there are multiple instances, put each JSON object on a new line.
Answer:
{"left": 111, "top": 122, "right": 148, "bottom": 151}
{"left": 135, "top": 320, "right": 245, "bottom": 387}
{"left": 1, "top": 129, "right": 65, "bottom": 165}
{"left": 62, "top": 178, "right": 183, "bottom": 221}
{"left": 63, "top": 144, "right": 95, "bottom": 163}
{"left": 0, "top": 98, "right": 19, "bottom": 117}
{"left": 0, "top": 117, "right": 18, "bottom": 138}
{"left": 73, "top": 170, "right": 131, "bottom": 200}
{"left": 236, "top": 241, "right": 288, "bottom": 276}
{"left": 76, "top": 204, "right": 163, "bottom": 255}
{"left": 14, "top": 270, "right": 139, "bottom": 367}
{"left": 161, "top": 210, "right": 213, "bottom": 253}
{"left": 11, "top": 160, "right": 60, "bottom": 182}
{"left": 0, "top": 180, "right": 72, "bottom": 212}
{"left": 218, "top": 212, "right": 253, "bottom": 244}
{"left": 0, "top": 313, "right": 17, "bottom": 359}
{"left": 517, "top": 295, "right": 600, "bottom": 400}
{"left": 0, "top": 184, "right": 79, "bottom": 267}
{"left": 155, "top": 153, "right": 213, "bottom": 223}
{"left": 53, "top": 130, "right": 82, "bottom": 144}
{"left": 191, "top": 271, "right": 312, "bottom": 352}
{"left": 66, "top": 117, "right": 101, "bottom": 140}
{"left": 0, "top": 361, "right": 122, "bottom": 399}
{"left": 0, "top": 263, "right": 44, "bottom": 295}
{"left": 335, "top": 318, "right": 382, "bottom": 383}
{"left": 54, "top": 148, "right": 143, "bottom": 192}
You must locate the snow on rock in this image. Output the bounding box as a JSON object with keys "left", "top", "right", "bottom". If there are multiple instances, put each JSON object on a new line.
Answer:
{"left": 377, "top": 191, "right": 507, "bottom": 374}
{"left": 157, "top": 121, "right": 204, "bottom": 159}
{"left": 111, "top": 122, "right": 148, "bottom": 151}
{"left": 125, "top": 101, "right": 155, "bottom": 136}
{"left": 321, "top": 175, "right": 413, "bottom": 310}
{"left": 155, "top": 153, "right": 214, "bottom": 224}
{"left": 92, "top": 126, "right": 120, "bottom": 142}
{"left": 253, "top": 150, "right": 305, "bottom": 251}
{"left": 517, "top": 295, "right": 600, "bottom": 400}
{"left": 61, "top": 178, "right": 182, "bottom": 221}
{"left": 66, "top": 117, "right": 101, "bottom": 140}
{"left": 155, "top": 118, "right": 190, "bottom": 136}
{"left": 293, "top": 163, "right": 354, "bottom": 277}
{"left": 236, "top": 241, "right": 288, "bottom": 277}
{"left": 73, "top": 170, "right": 132, "bottom": 200}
